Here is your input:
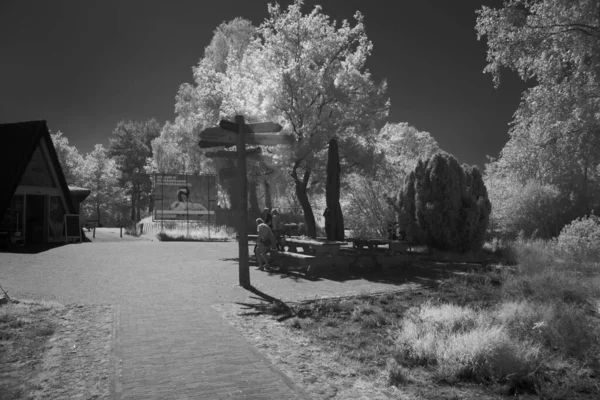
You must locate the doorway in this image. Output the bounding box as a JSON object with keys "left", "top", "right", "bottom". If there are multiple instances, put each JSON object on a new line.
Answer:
{"left": 25, "top": 195, "right": 46, "bottom": 244}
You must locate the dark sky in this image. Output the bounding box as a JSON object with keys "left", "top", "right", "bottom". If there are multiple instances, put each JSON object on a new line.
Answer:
{"left": 0, "top": 0, "right": 528, "bottom": 168}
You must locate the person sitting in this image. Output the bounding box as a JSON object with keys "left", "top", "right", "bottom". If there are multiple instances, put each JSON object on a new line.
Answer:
{"left": 256, "top": 218, "right": 276, "bottom": 270}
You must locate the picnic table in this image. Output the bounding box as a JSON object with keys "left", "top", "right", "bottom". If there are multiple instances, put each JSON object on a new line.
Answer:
{"left": 281, "top": 223, "right": 301, "bottom": 237}
{"left": 348, "top": 238, "right": 412, "bottom": 255}
{"left": 270, "top": 237, "right": 346, "bottom": 276}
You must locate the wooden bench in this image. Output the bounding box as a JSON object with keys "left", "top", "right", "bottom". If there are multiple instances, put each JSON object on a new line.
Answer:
{"left": 389, "top": 241, "right": 412, "bottom": 255}
{"left": 338, "top": 247, "right": 384, "bottom": 270}
{"left": 269, "top": 250, "right": 317, "bottom": 276}
{"left": 347, "top": 238, "right": 412, "bottom": 255}
{"left": 349, "top": 238, "right": 390, "bottom": 251}
{"left": 84, "top": 220, "right": 100, "bottom": 232}
{"left": 236, "top": 234, "right": 258, "bottom": 242}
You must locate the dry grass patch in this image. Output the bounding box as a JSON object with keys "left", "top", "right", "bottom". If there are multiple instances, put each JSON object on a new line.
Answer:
{"left": 0, "top": 299, "right": 114, "bottom": 399}
{"left": 394, "top": 301, "right": 544, "bottom": 391}
{"left": 137, "top": 216, "right": 236, "bottom": 241}
{"left": 216, "top": 290, "right": 510, "bottom": 400}
{"left": 216, "top": 238, "right": 600, "bottom": 399}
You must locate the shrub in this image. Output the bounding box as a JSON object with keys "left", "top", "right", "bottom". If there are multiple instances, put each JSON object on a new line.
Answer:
{"left": 487, "top": 179, "right": 567, "bottom": 239}
{"left": 345, "top": 174, "right": 397, "bottom": 239}
{"left": 502, "top": 267, "right": 600, "bottom": 306}
{"left": 483, "top": 238, "right": 518, "bottom": 265}
{"left": 500, "top": 237, "right": 600, "bottom": 305}
{"left": 556, "top": 214, "right": 600, "bottom": 260}
{"left": 395, "top": 153, "right": 491, "bottom": 252}
{"left": 496, "top": 300, "right": 600, "bottom": 363}
{"left": 395, "top": 302, "right": 544, "bottom": 387}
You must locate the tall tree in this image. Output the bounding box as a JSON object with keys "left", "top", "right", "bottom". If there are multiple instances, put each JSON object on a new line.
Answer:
{"left": 476, "top": 0, "right": 600, "bottom": 218}
{"left": 82, "top": 144, "right": 123, "bottom": 226}
{"left": 219, "top": 0, "right": 389, "bottom": 237}
{"left": 376, "top": 122, "right": 441, "bottom": 184}
{"left": 50, "top": 131, "right": 85, "bottom": 187}
{"left": 109, "top": 119, "right": 160, "bottom": 221}
{"left": 344, "top": 123, "right": 440, "bottom": 238}
{"left": 170, "top": 17, "right": 286, "bottom": 212}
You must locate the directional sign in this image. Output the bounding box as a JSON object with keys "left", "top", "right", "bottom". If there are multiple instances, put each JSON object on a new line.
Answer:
{"left": 200, "top": 131, "right": 294, "bottom": 148}
{"left": 219, "top": 120, "right": 283, "bottom": 134}
{"left": 206, "top": 147, "right": 262, "bottom": 159}
{"left": 246, "top": 133, "right": 295, "bottom": 146}
{"left": 199, "top": 127, "right": 237, "bottom": 144}
{"left": 198, "top": 141, "right": 235, "bottom": 149}
{"left": 219, "top": 120, "right": 239, "bottom": 132}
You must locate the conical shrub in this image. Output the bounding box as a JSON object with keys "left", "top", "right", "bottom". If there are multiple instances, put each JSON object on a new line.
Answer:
{"left": 397, "top": 152, "right": 491, "bottom": 252}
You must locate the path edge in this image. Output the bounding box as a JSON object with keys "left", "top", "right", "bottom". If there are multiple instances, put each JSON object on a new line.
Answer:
{"left": 109, "top": 304, "right": 122, "bottom": 400}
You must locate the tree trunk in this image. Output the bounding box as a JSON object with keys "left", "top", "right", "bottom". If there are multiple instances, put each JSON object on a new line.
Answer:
{"left": 291, "top": 163, "right": 317, "bottom": 238}
{"left": 130, "top": 186, "right": 136, "bottom": 222}
{"left": 96, "top": 200, "right": 101, "bottom": 226}
{"left": 583, "top": 164, "right": 589, "bottom": 215}
{"left": 136, "top": 190, "right": 141, "bottom": 222}
{"left": 264, "top": 180, "right": 272, "bottom": 209}
{"left": 325, "top": 138, "right": 344, "bottom": 241}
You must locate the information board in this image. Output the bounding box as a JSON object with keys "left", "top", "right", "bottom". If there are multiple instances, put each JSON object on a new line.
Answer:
{"left": 153, "top": 174, "right": 217, "bottom": 221}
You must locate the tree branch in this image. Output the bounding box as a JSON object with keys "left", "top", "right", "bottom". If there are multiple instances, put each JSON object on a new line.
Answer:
{"left": 528, "top": 22, "right": 600, "bottom": 37}
{"left": 290, "top": 159, "right": 302, "bottom": 183}
{"left": 302, "top": 167, "right": 311, "bottom": 187}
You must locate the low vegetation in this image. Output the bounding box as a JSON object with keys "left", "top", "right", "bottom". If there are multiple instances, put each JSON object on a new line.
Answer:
{"left": 0, "top": 299, "right": 114, "bottom": 399}
{"left": 247, "top": 237, "right": 600, "bottom": 398}
{"left": 0, "top": 299, "right": 62, "bottom": 399}
{"left": 136, "top": 216, "right": 237, "bottom": 241}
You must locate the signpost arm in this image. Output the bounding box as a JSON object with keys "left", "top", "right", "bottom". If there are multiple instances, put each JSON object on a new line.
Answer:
{"left": 236, "top": 115, "right": 250, "bottom": 287}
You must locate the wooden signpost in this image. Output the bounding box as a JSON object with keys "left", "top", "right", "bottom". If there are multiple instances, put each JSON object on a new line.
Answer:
{"left": 199, "top": 130, "right": 294, "bottom": 148}
{"left": 205, "top": 147, "right": 262, "bottom": 161}
{"left": 198, "top": 116, "right": 293, "bottom": 288}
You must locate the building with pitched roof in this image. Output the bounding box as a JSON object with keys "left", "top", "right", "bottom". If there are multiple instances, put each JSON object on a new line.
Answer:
{"left": 0, "top": 120, "right": 90, "bottom": 246}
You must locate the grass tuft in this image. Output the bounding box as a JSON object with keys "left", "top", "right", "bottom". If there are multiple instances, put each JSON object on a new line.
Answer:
{"left": 394, "top": 301, "right": 544, "bottom": 390}
{"left": 289, "top": 317, "right": 302, "bottom": 329}
{"left": 386, "top": 357, "right": 411, "bottom": 386}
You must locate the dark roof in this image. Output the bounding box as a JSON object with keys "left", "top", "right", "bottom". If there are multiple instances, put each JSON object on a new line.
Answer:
{"left": 68, "top": 186, "right": 91, "bottom": 203}
{"left": 0, "top": 120, "right": 76, "bottom": 218}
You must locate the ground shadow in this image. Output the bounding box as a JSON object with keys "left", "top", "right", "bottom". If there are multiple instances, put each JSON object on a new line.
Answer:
{"left": 220, "top": 257, "right": 240, "bottom": 263}
{"left": 319, "top": 259, "right": 486, "bottom": 288}
{"left": 220, "top": 257, "right": 317, "bottom": 282}
{"left": 236, "top": 285, "right": 294, "bottom": 321}
{"left": 157, "top": 238, "right": 230, "bottom": 242}
{"left": 221, "top": 253, "right": 484, "bottom": 288}
{"left": 0, "top": 243, "right": 68, "bottom": 254}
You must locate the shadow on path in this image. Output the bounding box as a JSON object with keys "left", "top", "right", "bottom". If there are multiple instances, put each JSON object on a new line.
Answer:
{"left": 0, "top": 243, "right": 68, "bottom": 254}
{"left": 236, "top": 285, "right": 295, "bottom": 321}
{"left": 220, "top": 257, "right": 320, "bottom": 282}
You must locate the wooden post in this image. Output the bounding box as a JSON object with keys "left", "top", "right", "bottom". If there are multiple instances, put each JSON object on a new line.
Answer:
{"left": 236, "top": 115, "right": 250, "bottom": 288}
{"left": 120, "top": 226, "right": 123, "bottom": 238}
{"left": 93, "top": 227, "right": 96, "bottom": 239}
